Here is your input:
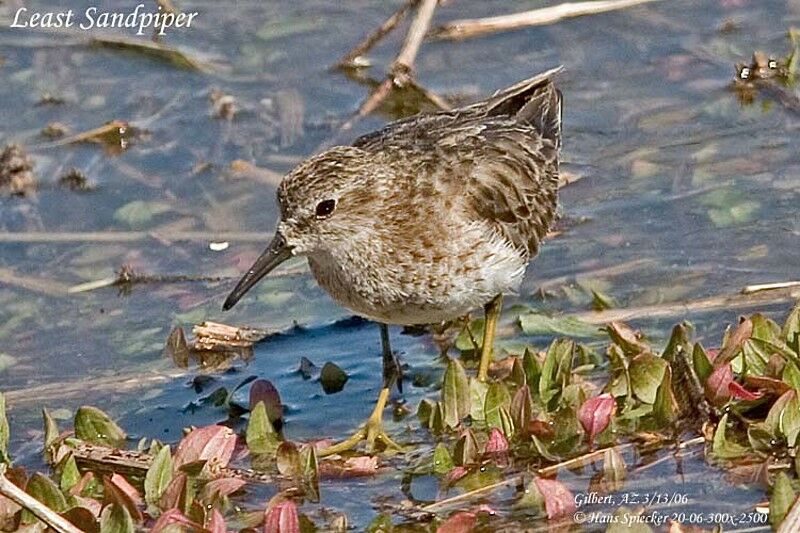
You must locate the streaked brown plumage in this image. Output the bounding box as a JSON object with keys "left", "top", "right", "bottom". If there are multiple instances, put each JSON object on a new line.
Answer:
{"left": 224, "top": 67, "right": 562, "bottom": 324}
{"left": 223, "top": 67, "right": 563, "bottom": 452}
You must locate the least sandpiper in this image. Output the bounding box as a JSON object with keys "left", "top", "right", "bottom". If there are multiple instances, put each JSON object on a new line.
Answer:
{"left": 224, "top": 67, "right": 563, "bottom": 453}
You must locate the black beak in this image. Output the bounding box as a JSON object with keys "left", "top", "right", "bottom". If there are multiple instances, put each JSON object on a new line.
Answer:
{"left": 223, "top": 233, "right": 293, "bottom": 310}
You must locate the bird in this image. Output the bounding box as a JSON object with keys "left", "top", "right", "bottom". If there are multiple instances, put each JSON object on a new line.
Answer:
{"left": 223, "top": 67, "right": 563, "bottom": 454}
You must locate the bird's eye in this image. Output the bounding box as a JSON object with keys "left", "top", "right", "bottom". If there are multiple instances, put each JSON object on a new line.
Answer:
{"left": 315, "top": 199, "right": 336, "bottom": 219}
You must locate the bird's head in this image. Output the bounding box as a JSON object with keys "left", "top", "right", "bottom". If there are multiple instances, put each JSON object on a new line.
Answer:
{"left": 223, "top": 146, "right": 388, "bottom": 310}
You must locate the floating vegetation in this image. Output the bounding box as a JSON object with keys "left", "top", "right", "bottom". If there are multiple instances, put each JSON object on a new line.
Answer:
{"left": 0, "top": 300, "right": 796, "bottom": 530}
{"left": 0, "top": 145, "right": 36, "bottom": 197}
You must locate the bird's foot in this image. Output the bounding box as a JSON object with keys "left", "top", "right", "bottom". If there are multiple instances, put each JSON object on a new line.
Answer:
{"left": 317, "top": 388, "right": 404, "bottom": 457}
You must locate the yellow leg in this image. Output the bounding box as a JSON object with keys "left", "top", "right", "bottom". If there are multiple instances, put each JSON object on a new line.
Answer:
{"left": 478, "top": 294, "right": 503, "bottom": 382}
{"left": 318, "top": 387, "right": 403, "bottom": 457}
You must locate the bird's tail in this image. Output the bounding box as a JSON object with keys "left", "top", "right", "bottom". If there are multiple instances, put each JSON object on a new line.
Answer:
{"left": 484, "top": 66, "right": 563, "bottom": 149}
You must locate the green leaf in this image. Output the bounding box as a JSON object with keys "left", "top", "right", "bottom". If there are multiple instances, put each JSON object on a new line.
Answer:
{"left": 59, "top": 454, "right": 81, "bottom": 492}
{"left": 539, "top": 339, "right": 575, "bottom": 408}
{"left": 366, "top": 513, "right": 393, "bottom": 533}
{"left": 417, "top": 398, "right": 435, "bottom": 428}
{"left": 453, "top": 429, "right": 479, "bottom": 466}
{"left": 433, "top": 443, "right": 454, "bottom": 475}
{"left": 42, "top": 408, "right": 59, "bottom": 459}
{"left": 603, "top": 447, "right": 626, "bottom": 484}
{"left": 484, "top": 382, "right": 511, "bottom": 430}
{"left": 711, "top": 413, "right": 749, "bottom": 459}
{"left": 0, "top": 393, "right": 9, "bottom": 465}
{"left": 652, "top": 366, "right": 675, "bottom": 426}
{"left": 441, "top": 358, "right": 470, "bottom": 428}
{"left": 276, "top": 442, "right": 301, "bottom": 478}
{"left": 246, "top": 401, "right": 279, "bottom": 454}
{"left": 515, "top": 478, "right": 545, "bottom": 512}
{"left": 113, "top": 200, "right": 171, "bottom": 228}
{"left": 455, "top": 318, "right": 484, "bottom": 352}
{"left": 468, "top": 378, "right": 488, "bottom": 423}
{"left": 770, "top": 471, "right": 796, "bottom": 529}
{"left": 522, "top": 347, "right": 541, "bottom": 391}
{"left": 510, "top": 385, "right": 533, "bottom": 436}
{"left": 23, "top": 473, "right": 68, "bottom": 524}
{"left": 661, "top": 323, "right": 692, "bottom": 364}
{"left": 429, "top": 401, "right": 445, "bottom": 434}
{"left": 785, "top": 364, "right": 800, "bottom": 390}
{"left": 692, "top": 343, "right": 713, "bottom": 383}
{"left": 99, "top": 503, "right": 135, "bottom": 533}
{"left": 75, "top": 406, "right": 126, "bottom": 448}
{"left": 629, "top": 353, "right": 668, "bottom": 404}
{"left": 766, "top": 390, "right": 795, "bottom": 437}
{"left": 144, "top": 444, "right": 173, "bottom": 508}
{"left": 604, "top": 322, "right": 651, "bottom": 357}
{"left": 499, "top": 406, "right": 515, "bottom": 438}
{"left": 299, "top": 444, "right": 320, "bottom": 502}
{"left": 519, "top": 313, "right": 600, "bottom": 338}
{"left": 782, "top": 300, "right": 800, "bottom": 349}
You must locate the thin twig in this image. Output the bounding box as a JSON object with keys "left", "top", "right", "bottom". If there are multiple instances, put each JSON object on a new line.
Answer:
{"left": 742, "top": 281, "right": 800, "bottom": 295}
{"left": 337, "top": 0, "right": 442, "bottom": 134}
{"left": 0, "top": 468, "right": 83, "bottom": 533}
{"left": 0, "top": 268, "right": 71, "bottom": 297}
{"left": 337, "top": 0, "right": 419, "bottom": 67}
{"left": 393, "top": 0, "right": 437, "bottom": 75}
{"left": 571, "top": 285, "right": 800, "bottom": 325}
{"left": 0, "top": 231, "right": 275, "bottom": 243}
{"left": 433, "top": 0, "right": 661, "bottom": 40}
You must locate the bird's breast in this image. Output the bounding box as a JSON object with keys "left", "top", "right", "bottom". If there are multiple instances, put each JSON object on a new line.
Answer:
{"left": 306, "top": 221, "right": 527, "bottom": 325}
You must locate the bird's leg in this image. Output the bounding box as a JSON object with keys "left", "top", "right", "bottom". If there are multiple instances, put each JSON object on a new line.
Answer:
{"left": 317, "top": 324, "right": 404, "bottom": 457}
{"left": 477, "top": 294, "right": 503, "bottom": 382}
{"left": 380, "top": 323, "right": 403, "bottom": 393}
{"left": 317, "top": 386, "right": 403, "bottom": 457}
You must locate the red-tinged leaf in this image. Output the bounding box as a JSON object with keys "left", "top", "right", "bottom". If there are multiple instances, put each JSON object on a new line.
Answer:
{"left": 705, "top": 364, "right": 733, "bottom": 406}
{"left": 69, "top": 471, "right": 95, "bottom": 497}
{"left": 715, "top": 319, "right": 753, "bottom": 367}
{"left": 578, "top": 393, "right": 615, "bottom": 446}
{"left": 484, "top": 428, "right": 509, "bottom": 454}
{"left": 61, "top": 507, "right": 99, "bottom": 533}
{"left": 706, "top": 348, "right": 720, "bottom": 361}
{"left": 318, "top": 456, "right": 379, "bottom": 479}
{"left": 527, "top": 419, "right": 555, "bottom": 440}
{"left": 442, "top": 466, "right": 469, "bottom": 488}
{"left": 208, "top": 508, "right": 227, "bottom": 533}
{"left": 72, "top": 496, "right": 102, "bottom": 517}
{"left": 202, "top": 477, "right": 246, "bottom": 501}
{"left": 728, "top": 381, "right": 763, "bottom": 401}
{"left": 151, "top": 508, "right": 204, "bottom": 533}
{"left": 158, "top": 473, "right": 187, "bottom": 512}
{"left": 174, "top": 425, "right": 236, "bottom": 470}
{"left": 249, "top": 379, "right": 284, "bottom": 425}
{"left": 110, "top": 474, "right": 142, "bottom": 506}
{"left": 103, "top": 474, "right": 143, "bottom": 523}
{"left": 437, "top": 511, "right": 477, "bottom": 533}
{"left": 744, "top": 375, "right": 791, "bottom": 396}
{"left": 533, "top": 477, "right": 576, "bottom": 520}
{"left": 264, "top": 499, "right": 300, "bottom": 533}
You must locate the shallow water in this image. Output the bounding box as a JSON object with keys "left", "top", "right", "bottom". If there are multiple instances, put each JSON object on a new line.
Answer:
{"left": 0, "top": 0, "right": 799, "bottom": 529}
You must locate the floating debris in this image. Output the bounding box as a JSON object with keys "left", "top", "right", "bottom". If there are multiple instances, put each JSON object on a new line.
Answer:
{"left": 191, "top": 321, "right": 269, "bottom": 352}
{"left": 209, "top": 241, "right": 229, "bottom": 251}
{"left": 210, "top": 89, "right": 238, "bottom": 120}
{"left": 40, "top": 122, "right": 70, "bottom": 139}
{"left": 58, "top": 168, "right": 93, "bottom": 191}
{"left": 0, "top": 145, "right": 37, "bottom": 196}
